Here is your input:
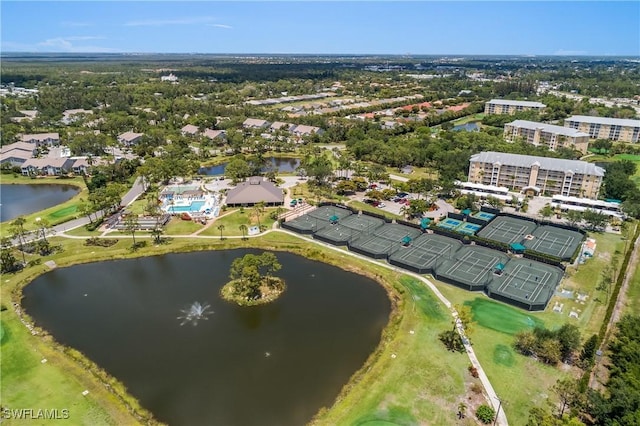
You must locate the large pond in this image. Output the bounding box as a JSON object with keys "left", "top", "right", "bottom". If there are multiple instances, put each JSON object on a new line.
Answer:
{"left": 199, "top": 157, "right": 301, "bottom": 175}
{"left": 0, "top": 183, "right": 80, "bottom": 222}
{"left": 22, "top": 249, "right": 391, "bottom": 426}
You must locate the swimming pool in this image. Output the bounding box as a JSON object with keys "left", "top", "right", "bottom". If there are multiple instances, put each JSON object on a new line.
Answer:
{"left": 169, "top": 201, "right": 206, "bottom": 213}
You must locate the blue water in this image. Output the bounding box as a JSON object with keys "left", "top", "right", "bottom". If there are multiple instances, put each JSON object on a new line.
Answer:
{"left": 453, "top": 122, "right": 480, "bottom": 132}
{"left": 170, "top": 201, "right": 206, "bottom": 213}
{"left": 198, "top": 157, "right": 301, "bottom": 175}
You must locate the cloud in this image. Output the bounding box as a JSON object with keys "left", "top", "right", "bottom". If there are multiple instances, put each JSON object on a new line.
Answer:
{"left": 554, "top": 49, "right": 588, "bottom": 56}
{"left": 0, "top": 36, "right": 119, "bottom": 53}
{"left": 208, "top": 24, "right": 233, "bottom": 29}
{"left": 124, "top": 16, "right": 217, "bottom": 27}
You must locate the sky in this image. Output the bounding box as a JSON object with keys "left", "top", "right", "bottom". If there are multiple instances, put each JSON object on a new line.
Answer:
{"left": 1, "top": 1, "right": 639, "bottom": 56}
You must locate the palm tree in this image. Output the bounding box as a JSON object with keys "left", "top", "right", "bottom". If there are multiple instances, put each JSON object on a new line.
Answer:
{"left": 253, "top": 202, "right": 265, "bottom": 229}
{"left": 10, "top": 216, "right": 27, "bottom": 265}
{"left": 239, "top": 224, "right": 248, "bottom": 240}
{"left": 217, "top": 224, "right": 225, "bottom": 240}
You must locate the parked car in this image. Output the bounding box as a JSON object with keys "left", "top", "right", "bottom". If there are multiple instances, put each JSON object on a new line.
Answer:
{"left": 378, "top": 202, "right": 386, "bottom": 208}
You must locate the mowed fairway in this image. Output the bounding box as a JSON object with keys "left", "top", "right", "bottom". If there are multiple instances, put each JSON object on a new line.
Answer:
{"left": 465, "top": 298, "right": 545, "bottom": 335}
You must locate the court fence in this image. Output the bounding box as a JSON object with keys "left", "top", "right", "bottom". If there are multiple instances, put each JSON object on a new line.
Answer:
{"left": 481, "top": 205, "right": 501, "bottom": 215}
{"left": 361, "top": 210, "right": 393, "bottom": 222}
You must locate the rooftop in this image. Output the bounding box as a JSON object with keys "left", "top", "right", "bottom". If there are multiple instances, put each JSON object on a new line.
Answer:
{"left": 470, "top": 151, "right": 605, "bottom": 176}
{"left": 487, "top": 99, "right": 546, "bottom": 108}
{"left": 565, "top": 115, "right": 640, "bottom": 127}
{"left": 507, "top": 120, "right": 590, "bottom": 137}
{"left": 225, "top": 176, "right": 284, "bottom": 205}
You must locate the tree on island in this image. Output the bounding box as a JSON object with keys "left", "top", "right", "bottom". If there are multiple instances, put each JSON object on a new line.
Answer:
{"left": 222, "top": 252, "right": 285, "bottom": 305}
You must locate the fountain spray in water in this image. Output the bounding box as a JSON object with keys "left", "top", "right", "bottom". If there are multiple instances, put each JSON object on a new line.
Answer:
{"left": 178, "top": 302, "right": 213, "bottom": 326}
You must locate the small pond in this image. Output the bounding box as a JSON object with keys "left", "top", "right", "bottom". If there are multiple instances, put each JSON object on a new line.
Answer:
{"left": 0, "top": 183, "right": 80, "bottom": 222}
{"left": 198, "top": 157, "right": 301, "bottom": 175}
{"left": 452, "top": 122, "right": 480, "bottom": 132}
{"left": 22, "top": 249, "right": 391, "bottom": 426}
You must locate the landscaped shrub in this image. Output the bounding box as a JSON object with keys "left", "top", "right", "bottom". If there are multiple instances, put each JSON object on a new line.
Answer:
{"left": 85, "top": 218, "right": 104, "bottom": 232}
{"left": 468, "top": 364, "right": 479, "bottom": 378}
{"left": 85, "top": 237, "right": 118, "bottom": 247}
{"left": 476, "top": 405, "right": 496, "bottom": 424}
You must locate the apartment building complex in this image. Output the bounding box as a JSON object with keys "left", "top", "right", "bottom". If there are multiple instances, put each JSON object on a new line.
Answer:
{"left": 468, "top": 151, "right": 604, "bottom": 199}
{"left": 484, "top": 99, "right": 546, "bottom": 115}
{"left": 564, "top": 115, "right": 640, "bottom": 143}
{"left": 504, "top": 120, "right": 590, "bottom": 154}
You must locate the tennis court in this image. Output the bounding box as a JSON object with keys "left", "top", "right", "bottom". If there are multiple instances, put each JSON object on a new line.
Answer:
{"left": 388, "top": 234, "right": 462, "bottom": 273}
{"left": 476, "top": 216, "right": 538, "bottom": 244}
{"left": 487, "top": 258, "right": 563, "bottom": 310}
{"left": 389, "top": 247, "right": 441, "bottom": 274}
{"left": 471, "top": 211, "right": 496, "bottom": 222}
{"left": 281, "top": 214, "right": 330, "bottom": 234}
{"left": 523, "top": 225, "right": 582, "bottom": 260}
{"left": 307, "top": 205, "right": 353, "bottom": 222}
{"left": 313, "top": 214, "right": 385, "bottom": 245}
{"left": 456, "top": 222, "right": 483, "bottom": 235}
{"left": 437, "top": 217, "right": 463, "bottom": 230}
{"left": 434, "top": 245, "right": 509, "bottom": 290}
{"left": 349, "top": 223, "right": 423, "bottom": 258}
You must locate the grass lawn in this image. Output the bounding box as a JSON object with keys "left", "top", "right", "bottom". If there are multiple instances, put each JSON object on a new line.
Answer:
{"left": 385, "top": 165, "right": 439, "bottom": 181}
{"left": 164, "top": 217, "right": 205, "bottom": 235}
{"left": 199, "top": 208, "right": 276, "bottom": 237}
{"left": 313, "top": 275, "right": 471, "bottom": 426}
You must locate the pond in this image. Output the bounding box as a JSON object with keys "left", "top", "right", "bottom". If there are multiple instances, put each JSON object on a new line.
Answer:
{"left": 0, "top": 183, "right": 80, "bottom": 222}
{"left": 22, "top": 249, "right": 391, "bottom": 426}
{"left": 198, "top": 157, "right": 301, "bottom": 175}
{"left": 452, "top": 122, "right": 480, "bottom": 132}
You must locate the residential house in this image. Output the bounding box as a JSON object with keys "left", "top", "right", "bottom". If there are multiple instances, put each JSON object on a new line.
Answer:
{"left": 21, "top": 132, "right": 60, "bottom": 147}
{"left": 0, "top": 142, "right": 37, "bottom": 167}
{"left": 118, "top": 131, "right": 144, "bottom": 146}
{"left": 181, "top": 124, "right": 199, "bottom": 137}
{"left": 21, "top": 157, "right": 75, "bottom": 176}
{"left": 203, "top": 129, "right": 226, "bottom": 141}
{"left": 291, "top": 124, "right": 324, "bottom": 138}
{"left": 242, "top": 118, "right": 270, "bottom": 129}
{"left": 269, "top": 122, "right": 294, "bottom": 132}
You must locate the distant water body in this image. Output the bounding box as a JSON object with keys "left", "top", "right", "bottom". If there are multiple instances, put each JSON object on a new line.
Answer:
{"left": 0, "top": 183, "right": 80, "bottom": 222}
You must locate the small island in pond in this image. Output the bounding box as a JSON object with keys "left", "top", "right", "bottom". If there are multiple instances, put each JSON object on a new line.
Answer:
{"left": 221, "top": 252, "right": 286, "bottom": 306}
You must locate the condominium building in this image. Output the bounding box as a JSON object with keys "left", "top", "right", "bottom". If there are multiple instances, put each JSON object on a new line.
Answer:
{"left": 564, "top": 115, "right": 640, "bottom": 143}
{"left": 484, "top": 99, "right": 546, "bottom": 115}
{"left": 468, "top": 151, "right": 605, "bottom": 199}
{"left": 504, "top": 120, "right": 590, "bottom": 154}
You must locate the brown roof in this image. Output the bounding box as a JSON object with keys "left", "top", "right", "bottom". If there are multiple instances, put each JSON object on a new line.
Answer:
{"left": 203, "top": 129, "right": 226, "bottom": 139}
{"left": 225, "top": 176, "right": 284, "bottom": 205}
